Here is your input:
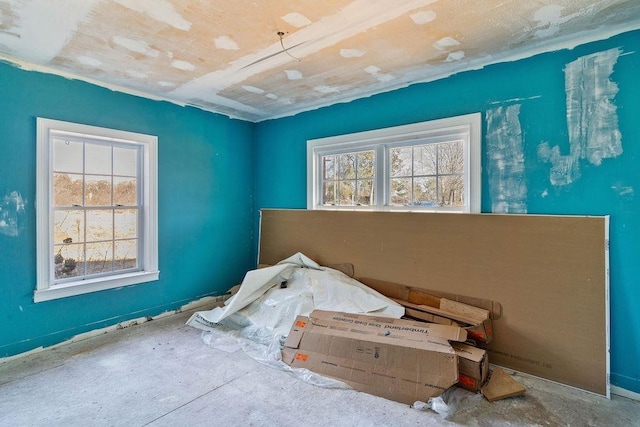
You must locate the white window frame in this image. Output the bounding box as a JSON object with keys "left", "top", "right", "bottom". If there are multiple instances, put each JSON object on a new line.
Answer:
{"left": 307, "top": 113, "right": 481, "bottom": 213}
{"left": 35, "top": 118, "right": 159, "bottom": 302}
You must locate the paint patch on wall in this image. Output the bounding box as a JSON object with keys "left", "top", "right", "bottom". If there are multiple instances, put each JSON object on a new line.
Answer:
{"left": 433, "top": 36, "right": 460, "bottom": 51}
{"left": 410, "top": 10, "right": 436, "bottom": 25}
{"left": 612, "top": 183, "right": 634, "bottom": 198}
{"left": 112, "top": 36, "right": 160, "bottom": 57}
{"left": 171, "top": 60, "right": 195, "bottom": 71}
{"left": 314, "top": 85, "right": 340, "bottom": 94}
{"left": 77, "top": 56, "right": 102, "bottom": 67}
{"left": 242, "top": 85, "right": 264, "bottom": 94}
{"left": 0, "top": 191, "right": 26, "bottom": 237}
{"left": 486, "top": 105, "right": 527, "bottom": 214}
{"left": 340, "top": 49, "right": 365, "bottom": 58}
{"left": 214, "top": 36, "right": 239, "bottom": 51}
{"left": 538, "top": 48, "right": 622, "bottom": 186}
{"left": 281, "top": 12, "right": 312, "bottom": 28}
{"left": 284, "top": 69, "right": 303, "bottom": 80}
{"left": 445, "top": 51, "right": 465, "bottom": 62}
{"left": 125, "top": 69, "right": 147, "bottom": 79}
{"left": 364, "top": 65, "right": 395, "bottom": 82}
{"left": 112, "top": 0, "right": 191, "bottom": 31}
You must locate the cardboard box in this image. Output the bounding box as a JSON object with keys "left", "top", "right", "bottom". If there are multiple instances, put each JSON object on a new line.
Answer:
{"left": 282, "top": 310, "right": 459, "bottom": 405}
{"left": 361, "top": 278, "right": 497, "bottom": 344}
{"left": 451, "top": 342, "right": 489, "bottom": 392}
{"left": 309, "top": 310, "right": 467, "bottom": 342}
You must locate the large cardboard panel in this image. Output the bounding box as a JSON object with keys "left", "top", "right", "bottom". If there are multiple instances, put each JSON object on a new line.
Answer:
{"left": 260, "top": 209, "right": 609, "bottom": 396}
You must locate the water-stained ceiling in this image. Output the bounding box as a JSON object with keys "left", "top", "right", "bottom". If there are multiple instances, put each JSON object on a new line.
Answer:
{"left": 1, "top": 0, "right": 639, "bottom": 122}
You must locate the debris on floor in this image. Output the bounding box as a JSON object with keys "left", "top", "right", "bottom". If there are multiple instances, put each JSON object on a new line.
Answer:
{"left": 482, "top": 367, "right": 527, "bottom": 402}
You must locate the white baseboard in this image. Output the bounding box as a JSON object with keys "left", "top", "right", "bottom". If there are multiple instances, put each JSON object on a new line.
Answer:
{"left": 0, "top": 295, "right": 228, "bottom": 364}
{"left": 611, "top": 385, "right": 640, "bottom": 401}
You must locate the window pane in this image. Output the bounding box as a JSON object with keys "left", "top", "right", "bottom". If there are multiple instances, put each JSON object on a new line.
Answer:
{"left": 357, "top": 151, "right": 375, "bottom": 179}
{"left": 356, "top": 180, "right": 374, "bottom": 206}
{"left": 337, "top": 180, "right": 355, "bottom": 205}
{"left": 86, "top": 210, "right": 113, "bottom": 241}
{"left": 322, "top": 181, "right": 336, "bottom": 205}
{"left": 114, "top": 177, "right": 137, "bottom": 206}
{"left": 54, "top": 243, "right": 84, "bottom": 279}
{"left": 85, "top": 143, "right": 112, "bottom": 175}
{"left": 338, "top": 153, "right": 356, "bottom": 179}
{"left": 54, "top": 209, "right": 84, "bottom": 245}
{"left": 390, "top": 147, "right": 412, "bottom": 177}
{"left": 114, "top": 209, "right": 137, "bottom": 239}
{"left": 53, "top": 139, "right": 83, "bottom": 173}
{"left": 53, "top": 173, "right": 83, "bottom": 207}
{"left": 438, "top": 141, "right": 464, "bottom": 174}
{"left": 85, "top": 241, "right": 114, "bottom": 275}
{"left": 413, "top": 177, "right": 437, "bottom": 206}
{"left": 85, "top": 175, "right": 112, "bottom": 206}
{"left": 414, "top": 145, "right": 437, "bottom": 176}
{"left": 322, "top": 156, "right": 335, "bottom": 180}
{"left": 115, "top": 239, "right": 138, "bottom": 271}
{"left": 113, "top": 146, "right": 138, "bottom": 177}
{"left": 439, "top": 175, "right": 465, "bottom": 207}
{"left": 390, "top": 178, "right": 411, "bottom": 205}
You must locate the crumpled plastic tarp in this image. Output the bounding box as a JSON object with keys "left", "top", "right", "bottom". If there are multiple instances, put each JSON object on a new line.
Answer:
{"left": 186, "top": 252, "right": 404, "bottom": 337}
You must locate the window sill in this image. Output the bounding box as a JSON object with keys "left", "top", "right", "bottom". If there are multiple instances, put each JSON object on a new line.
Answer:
{"left": 34, "top": 270, "right": 160, "bottom": 303}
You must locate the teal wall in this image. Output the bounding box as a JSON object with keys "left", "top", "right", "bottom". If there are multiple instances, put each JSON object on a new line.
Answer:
{"left": 253, "top": 29, "right": 640, "bottom": 393}
{"left": 0, "top": 62, "right": 254, "bottom": 357}
{"left": 2, "top": 28, "right": 639, "bottom": 395}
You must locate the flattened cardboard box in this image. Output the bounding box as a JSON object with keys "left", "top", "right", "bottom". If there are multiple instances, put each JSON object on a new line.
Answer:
{"left": 282, "top": 310, "right": 459, "bottom": 405}
{"left": 309, "top": 310, "right": 467, "bottom": 342}
{"left": 451, "top": 342, "right": 489, "bottom": 392}
{"left": 360, "top": 277, "right": 496, "bottom": 344}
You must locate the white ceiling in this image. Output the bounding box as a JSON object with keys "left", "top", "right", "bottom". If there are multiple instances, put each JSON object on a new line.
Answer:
{"left": 1, "top": 0, "right": 639, "bottom": 122}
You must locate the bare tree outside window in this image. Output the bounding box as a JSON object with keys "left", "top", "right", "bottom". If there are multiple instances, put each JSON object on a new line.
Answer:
{"left": 322, "top": 150, "right": 375, "bottom": 206}
{"left": 308, "top": 113, "right": 480, "bottom": 213}
{"left": 390, "top": 141, "right": 464, "bottom": 207}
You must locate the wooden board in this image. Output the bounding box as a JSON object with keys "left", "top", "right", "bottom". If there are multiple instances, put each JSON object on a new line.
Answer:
{"left": 258, "top": 209, "right": 609, "bottom": 396}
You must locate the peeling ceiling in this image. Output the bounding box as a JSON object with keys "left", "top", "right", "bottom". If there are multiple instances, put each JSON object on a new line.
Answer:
{"left": 1, "top": 0, "right": 639, "bottom": 122}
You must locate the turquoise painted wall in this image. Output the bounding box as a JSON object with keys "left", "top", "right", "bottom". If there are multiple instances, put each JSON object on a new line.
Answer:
{"left": 0, "top": 62, "right": 254, "bottom": 357}
{"left": 253, "top": 29, "right": 640, "bottom": 393}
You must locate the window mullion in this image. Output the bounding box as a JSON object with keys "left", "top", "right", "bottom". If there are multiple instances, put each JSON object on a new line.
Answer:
{"left": 377, "top": 144, "right": 386, "bottom": 209}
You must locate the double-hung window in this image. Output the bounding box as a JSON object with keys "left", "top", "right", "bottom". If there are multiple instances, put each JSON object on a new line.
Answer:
{"left": 308, "top": 113, "right": 481, "bottom": 213}
{"left": 35, "top": 118, "right": 159, "bottom": 302}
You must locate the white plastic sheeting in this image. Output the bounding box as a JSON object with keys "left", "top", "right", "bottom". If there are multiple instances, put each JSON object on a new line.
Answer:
{"left": 186, "top": 252, "right": 404, "bottom": 337}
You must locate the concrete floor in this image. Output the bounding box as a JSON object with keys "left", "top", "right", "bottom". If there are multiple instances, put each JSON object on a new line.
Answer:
{"left": 1, "top": 307, "right": 639, "bottom": 427}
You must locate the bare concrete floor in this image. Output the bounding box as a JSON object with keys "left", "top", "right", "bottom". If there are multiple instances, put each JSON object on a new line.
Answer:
{"left": 1, "top": 307, "right": 639, "bottom": 427}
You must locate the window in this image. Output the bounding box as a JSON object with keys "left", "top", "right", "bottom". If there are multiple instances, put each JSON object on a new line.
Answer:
{"left": 36, "top": 118, "right": 158, "bottom": 302}
{"left": 307, "top": 113, "right": 481, "bottom": 213}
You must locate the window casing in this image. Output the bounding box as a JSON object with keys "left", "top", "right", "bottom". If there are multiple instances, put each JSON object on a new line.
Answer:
{"left": 36, "top": 118, "right": 159, "bottom": 302}
{"left": 307, "top": 113, "right": 481, "bottom": 213}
